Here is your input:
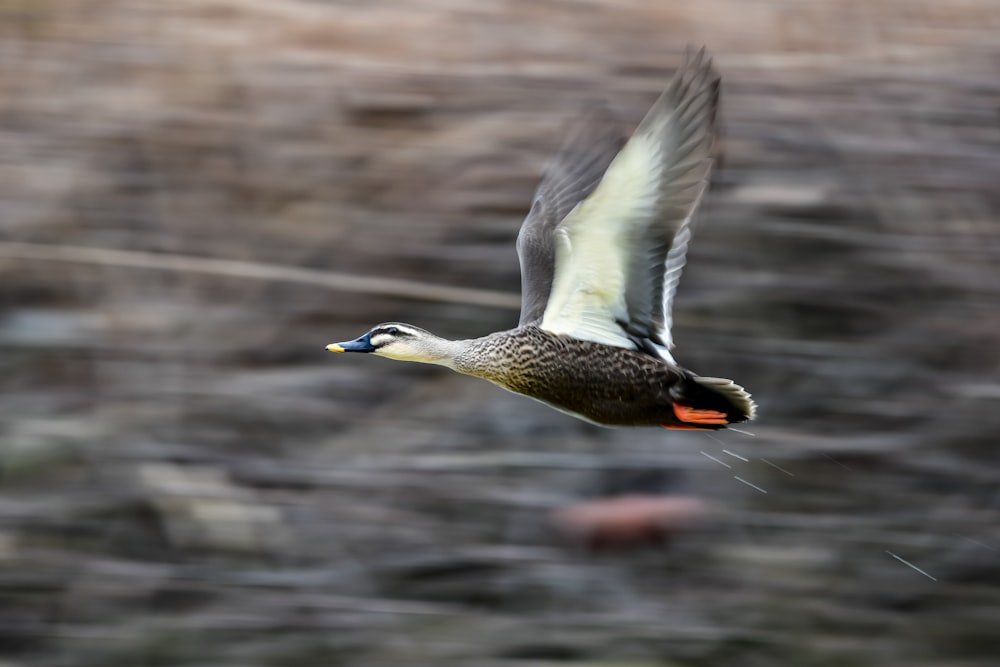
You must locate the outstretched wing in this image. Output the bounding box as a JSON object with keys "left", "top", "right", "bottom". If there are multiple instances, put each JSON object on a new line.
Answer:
{"left": 539, "top": 49, "right": 720, "bottom": 360}
{"left": 516, "top": 107, "right": 626, "bottom": 326}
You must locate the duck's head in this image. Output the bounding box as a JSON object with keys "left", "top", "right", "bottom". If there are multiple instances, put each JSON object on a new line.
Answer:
{"left": 326, "top": 323, "right": 457, "bottom": 365}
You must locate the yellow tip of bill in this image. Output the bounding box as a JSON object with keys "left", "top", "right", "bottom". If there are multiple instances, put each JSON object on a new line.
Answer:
{"left": 326, "top": 344, "right": 345, "bottom": 353}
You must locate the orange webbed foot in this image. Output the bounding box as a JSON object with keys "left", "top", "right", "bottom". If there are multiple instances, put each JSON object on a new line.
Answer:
{"left": 671, "top": 403, "right": 730, "bottom": 426}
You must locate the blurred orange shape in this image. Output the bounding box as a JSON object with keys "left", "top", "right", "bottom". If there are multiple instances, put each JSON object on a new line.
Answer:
{"left": 553, "top": 495, "right": 708, "bottom": 549}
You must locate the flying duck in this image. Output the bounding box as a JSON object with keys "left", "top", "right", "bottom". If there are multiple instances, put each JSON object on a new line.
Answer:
{"left": 328, "top": 49, "right": 756, "bottom": 430}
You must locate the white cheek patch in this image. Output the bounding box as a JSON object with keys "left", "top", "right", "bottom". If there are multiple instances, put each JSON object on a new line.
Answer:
{"left": 375, "top": 341, "right": 418, "bottom": 362}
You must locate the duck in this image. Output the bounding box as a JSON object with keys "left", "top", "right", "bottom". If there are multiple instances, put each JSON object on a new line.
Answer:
{"left": 327, "top": 48, "right": 755, "bottom": 430}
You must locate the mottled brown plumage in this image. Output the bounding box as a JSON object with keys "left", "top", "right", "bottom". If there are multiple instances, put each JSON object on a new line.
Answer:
{"left": 455, "top": 326, "right": 705, "bottom": 426}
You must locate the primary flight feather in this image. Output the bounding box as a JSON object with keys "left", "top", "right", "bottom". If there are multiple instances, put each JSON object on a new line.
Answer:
{"left": 328, "top": 49, "right": 756, "bottom": 430}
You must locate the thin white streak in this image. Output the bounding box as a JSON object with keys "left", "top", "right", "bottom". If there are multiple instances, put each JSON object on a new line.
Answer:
{"left": 700, "top": 451, "right": 732, "bottom": 468}
{"left": 823, "top": 453, "right": 853, "bottom": 471}
{"left": 728, "top": 427, "right": 756, "bottom": 437}
{"left": 760, "top": 458, "right": 795, "bottom": 477}
{"left": 702, "top": 432, "right": 725, "bottom": 446}
{"left": 723, "top": 449, "right": 749, "bottom": 462}
{"left": 963, "top": 537, "right": 998, "bottom": 552}
{"left": 885, "top": 551, "right": 937, "bottom": 581}
{"left": 734, "top": 476, "right": 767, "bottom": 494}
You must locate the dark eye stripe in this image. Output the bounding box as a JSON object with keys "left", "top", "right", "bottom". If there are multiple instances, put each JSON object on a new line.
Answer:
{"left": 374, "top": 326, "right": 404, "bottom": 337}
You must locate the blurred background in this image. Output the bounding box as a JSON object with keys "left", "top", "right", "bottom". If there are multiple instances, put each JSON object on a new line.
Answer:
{"left": 2, "top": 1, "right": 1000, "bottom": 665}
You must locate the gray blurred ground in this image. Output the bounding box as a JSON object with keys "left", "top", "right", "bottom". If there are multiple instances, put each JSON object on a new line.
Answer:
{"left": 1, "top": 1, "right": 1000, "bottom": 665}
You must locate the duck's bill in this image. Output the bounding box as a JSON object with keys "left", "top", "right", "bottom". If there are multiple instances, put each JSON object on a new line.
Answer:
{"left": 326, "top": 334, "right": 375, "bottom": 353}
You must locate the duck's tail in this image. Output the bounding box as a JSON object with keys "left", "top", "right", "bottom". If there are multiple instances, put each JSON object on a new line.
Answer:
{"left": 665, "top": 375, "right": 756, "bottom": 430}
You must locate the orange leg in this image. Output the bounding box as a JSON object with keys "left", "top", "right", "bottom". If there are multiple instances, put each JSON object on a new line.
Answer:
{"left": 672, "top": 403, "right": 730, "bottom": 426}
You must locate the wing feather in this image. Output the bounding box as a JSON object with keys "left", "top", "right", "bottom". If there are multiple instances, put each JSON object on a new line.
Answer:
{"left": 515, "top": 108, "right": 626, "bottom": 326}
{"left": 539, "top": 49, "right": 720, "bottom": 357}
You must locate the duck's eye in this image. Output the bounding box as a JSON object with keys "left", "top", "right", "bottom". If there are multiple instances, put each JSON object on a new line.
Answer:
{"left": 386, "top": 327, "right": 399, "bottom": 335}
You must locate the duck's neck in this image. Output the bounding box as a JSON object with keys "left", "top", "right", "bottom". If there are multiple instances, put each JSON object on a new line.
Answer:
{"left": 448, "top": 333, "right": 509, "bottom": 380}
{"left": 394, "top": 331, "right": 508, "bottom": 379}
{"left": 405, "top": 335, "right": 472, "bottom": 370}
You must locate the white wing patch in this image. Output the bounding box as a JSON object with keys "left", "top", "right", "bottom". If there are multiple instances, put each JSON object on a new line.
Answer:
{"left": 537, "top": 50, "right": 718, "bottom": 357}
{"left": 539, "top": 134, "right": 664, "bottom": 348}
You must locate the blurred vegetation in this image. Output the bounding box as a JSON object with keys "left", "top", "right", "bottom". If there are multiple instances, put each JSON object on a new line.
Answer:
{"left": 1, "top": 1, "right": 999, "bottom": 666}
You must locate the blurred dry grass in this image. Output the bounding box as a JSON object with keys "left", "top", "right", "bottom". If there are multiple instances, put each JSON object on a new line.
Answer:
{"left": 2, "top": 1, "right": 1000, "bottom": 665}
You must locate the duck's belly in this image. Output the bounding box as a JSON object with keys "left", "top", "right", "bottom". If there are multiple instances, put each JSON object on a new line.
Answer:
{"left": 464, "top": 329, "right": 686, "bottom": 427}
{"left": 499, "top": 362, "right": 681, "bottom": 426}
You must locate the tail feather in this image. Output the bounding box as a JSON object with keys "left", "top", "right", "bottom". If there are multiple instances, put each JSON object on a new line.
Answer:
{"left": 692, "top": 376, "right": 757, "bottom": 422}
{"left": 668, "top": 375, "right": 756, "bottom": 430}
